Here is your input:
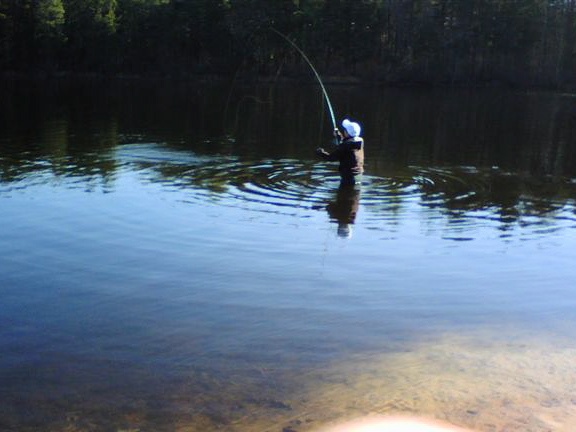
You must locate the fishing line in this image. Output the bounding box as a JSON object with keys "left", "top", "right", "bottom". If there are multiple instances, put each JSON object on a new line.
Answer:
{"left": 270, "top": 28, "right": 337, "bottom": 129}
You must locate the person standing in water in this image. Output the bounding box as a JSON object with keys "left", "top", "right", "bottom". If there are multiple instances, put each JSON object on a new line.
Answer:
{"left": 316, "top": 118, "right": 364, "bottom": 186}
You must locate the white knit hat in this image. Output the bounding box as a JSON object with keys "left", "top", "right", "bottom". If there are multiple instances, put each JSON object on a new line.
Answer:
{"left": 342, "top": 119, "right": 361, "bottom": 137}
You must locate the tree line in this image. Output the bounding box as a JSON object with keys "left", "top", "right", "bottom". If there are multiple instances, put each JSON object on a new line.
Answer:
{"left": 1, "top": 0, "right": 575, "bottom": 88}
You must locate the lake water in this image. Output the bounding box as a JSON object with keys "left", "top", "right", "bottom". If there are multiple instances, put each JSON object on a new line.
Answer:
{"left": 1, "top": 79, "right": 576, "bottom": 432}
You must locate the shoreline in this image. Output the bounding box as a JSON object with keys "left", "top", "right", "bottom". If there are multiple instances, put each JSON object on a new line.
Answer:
{"left": 1, "top": 71, "right": 573, "bottom": 92}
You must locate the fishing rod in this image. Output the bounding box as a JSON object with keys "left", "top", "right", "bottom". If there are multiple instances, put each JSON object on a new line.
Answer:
{"left": 270, "top": 28, "right": 337, "bottom": 130}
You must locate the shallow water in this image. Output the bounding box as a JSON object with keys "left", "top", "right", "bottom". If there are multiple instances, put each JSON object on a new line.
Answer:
{"left": 1, "top": 80, "right": 576, "bottom": 431}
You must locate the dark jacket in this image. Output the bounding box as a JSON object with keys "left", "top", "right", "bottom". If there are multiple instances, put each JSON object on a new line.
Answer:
{"left": 317, "top": 136, "right": 364, "bottom": 181}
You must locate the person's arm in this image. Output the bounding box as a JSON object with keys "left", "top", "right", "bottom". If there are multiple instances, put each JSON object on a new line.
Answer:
{"left": 316, "top": 128, "right": 343, "bottom": 160}
{"left": 316, "top": 146, "right": 340, "bottom": 161}
{"left": 333, "top": 128, "right": 343, "bottom": 144}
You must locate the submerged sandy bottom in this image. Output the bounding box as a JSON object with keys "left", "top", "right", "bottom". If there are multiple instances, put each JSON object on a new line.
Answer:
{"left": 12, "top": 328, "right": 576, "bottom": 432}
{"left": 182, "top": 328, "right": 576, "bottom": 432}
{"left": 287, "top": 334, "right": 576, "bottom": 432}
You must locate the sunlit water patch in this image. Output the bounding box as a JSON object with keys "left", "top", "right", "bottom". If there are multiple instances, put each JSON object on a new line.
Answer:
{"left": 282, "top": 329, "right": 576, "bottom": 432}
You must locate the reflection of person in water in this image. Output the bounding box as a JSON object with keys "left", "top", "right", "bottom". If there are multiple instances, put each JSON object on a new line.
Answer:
{"left": 326, "top": 185, "right": 361, "bottom": 238}
{"left": 316, "top": 119, "right": 364, "bottom": 186}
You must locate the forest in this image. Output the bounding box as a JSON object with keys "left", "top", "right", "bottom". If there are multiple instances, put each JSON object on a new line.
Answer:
{"left": 0, "top": 0, "right": 575, "bottom": 88}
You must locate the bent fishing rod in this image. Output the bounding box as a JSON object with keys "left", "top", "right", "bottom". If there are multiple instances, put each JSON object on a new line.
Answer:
{"left": 270, "top": 28, "right": 337, "bottom": 130}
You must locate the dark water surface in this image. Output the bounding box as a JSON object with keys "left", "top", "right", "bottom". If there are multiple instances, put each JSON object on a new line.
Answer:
{"left": 1, "top": 80, "right": 576, "bottom": 431}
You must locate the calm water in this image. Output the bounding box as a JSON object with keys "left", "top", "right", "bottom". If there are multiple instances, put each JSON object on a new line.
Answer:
{"left": 1, "top": 80, "right": 576, "bottom": 431}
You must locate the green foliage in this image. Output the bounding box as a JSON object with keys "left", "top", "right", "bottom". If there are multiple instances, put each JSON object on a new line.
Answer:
{"left": 0, "top": 0, "right": 574, "bottom": 87}
{"left": 35, "top": 0, "right": 66, "bottom": 38}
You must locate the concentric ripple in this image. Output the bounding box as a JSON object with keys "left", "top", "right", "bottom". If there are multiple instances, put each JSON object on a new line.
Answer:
{"left": 4, "top": 142, "right": 574, "bottom": 239}
{"left": 113, "top": 143, "right": 576, "bottom": 239}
